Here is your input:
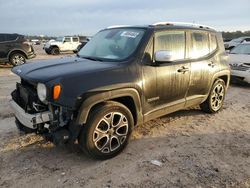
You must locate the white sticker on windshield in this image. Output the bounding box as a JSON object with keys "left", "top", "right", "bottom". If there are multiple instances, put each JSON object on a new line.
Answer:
{"left": 120, "top": 31, "right": 140, "bottom": 38}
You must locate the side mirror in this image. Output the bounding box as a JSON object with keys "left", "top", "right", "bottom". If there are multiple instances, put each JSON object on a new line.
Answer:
{"left": 154, "top": 50, "right": 173, "bottom": 63}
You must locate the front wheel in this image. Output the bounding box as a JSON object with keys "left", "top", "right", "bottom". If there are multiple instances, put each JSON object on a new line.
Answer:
{"left": 78, "top": 101, "right": 134, "bottom": 160}
{"left": 50, "top": 47, "right": 60, "bottom": 55}
{"left": 200, "top": 79, "right": 226, "bottom": 113}
{"left": 45, "top": 49, "right": 51, "bottom": 55}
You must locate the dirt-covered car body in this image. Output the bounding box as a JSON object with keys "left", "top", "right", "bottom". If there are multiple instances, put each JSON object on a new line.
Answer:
{"left": 10, "top": 23, "right": 230, "bottom": 159}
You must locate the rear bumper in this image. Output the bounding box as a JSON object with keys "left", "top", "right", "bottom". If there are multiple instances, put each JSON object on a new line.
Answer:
{"left": 27, "top": 52, "right": 36, "bottom": 59}
{"left": 10, "top": 99, "right": 51, "bottom": 129}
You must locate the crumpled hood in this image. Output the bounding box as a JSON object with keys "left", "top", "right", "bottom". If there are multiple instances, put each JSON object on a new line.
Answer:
{"left": 12, "top": 56, "right": 119, "bottom": 83}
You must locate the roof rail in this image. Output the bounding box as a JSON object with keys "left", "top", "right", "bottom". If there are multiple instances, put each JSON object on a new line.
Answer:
{"left": 152, "top": 22, "right": 216, "bottom": 30}
{"left": 106, "top": 25, "right": 131, "bottom": 29}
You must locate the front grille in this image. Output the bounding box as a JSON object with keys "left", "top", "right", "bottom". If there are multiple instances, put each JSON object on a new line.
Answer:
{"left": 11, "top": 80, "right": 48, "bottom": 114}
{"left": 230, "top": 64, "right": 250, "bottom": 71}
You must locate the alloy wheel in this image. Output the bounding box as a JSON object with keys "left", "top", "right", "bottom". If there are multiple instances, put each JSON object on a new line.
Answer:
{"left": 210, "top": 83, "right": 224, "bottom": 111}
{"left": 12, "top": 55, "right": 25, "bottom": 65}
{"left": 93, "top": 112, "right": 128, "bottom": 154}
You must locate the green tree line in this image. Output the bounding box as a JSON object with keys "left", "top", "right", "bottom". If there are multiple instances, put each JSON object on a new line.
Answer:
{"left": 222, "top": 31, "right": 250, "bottom": 40}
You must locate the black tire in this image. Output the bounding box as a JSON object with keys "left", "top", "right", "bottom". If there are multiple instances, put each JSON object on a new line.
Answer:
{"left": 78, "top": 101, "right": 134, "bottom": 160}
{"left": 50, "top": 47, "right": 60, "bottom": 55}
{"left": 45, "top": 49, "right": 51, "bottom": 55}
{"left": 9, "top": 53, "right": 26, "bottom": 66}
{"left": 15, "top": 118, "right": 35, "bottom": 134}
{"left": 200, "top": 79, "right": 226, "bottom": 113}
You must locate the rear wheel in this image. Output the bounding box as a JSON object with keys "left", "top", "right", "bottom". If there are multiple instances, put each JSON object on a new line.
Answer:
{"left": 200, "top": 79, "right": 226, "bottom": 113}
{"left": 50, "top": 47, "right": 60, "bottom": 55}
{"left": 10, "top": 53, "right": 26, "bottom": 66}
{"left": 78, "top": 101, "right": 134, "bottom": 160}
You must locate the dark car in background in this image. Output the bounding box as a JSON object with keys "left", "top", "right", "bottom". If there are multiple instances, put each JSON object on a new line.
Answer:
{"left": 0, "top": 33, "right": 36, "bottom": 66}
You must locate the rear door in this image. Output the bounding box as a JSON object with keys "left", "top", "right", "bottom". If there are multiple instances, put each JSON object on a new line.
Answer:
{"left": 72, "top": 37, "right": 80, "bottom": 50}
{"left": 185, "top": 31, "right": 218, "bottom": 105}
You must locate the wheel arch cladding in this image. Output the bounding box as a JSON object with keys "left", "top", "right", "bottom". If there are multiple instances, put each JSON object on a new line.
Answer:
{"left": 76, "top": 88, "right": 143, "bottom": 126}
{"left": 8, "top": 49, "right": 27, "bottom": 60}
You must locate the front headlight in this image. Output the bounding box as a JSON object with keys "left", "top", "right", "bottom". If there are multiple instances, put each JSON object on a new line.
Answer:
{"left": 37, "top": 83, "right": 47, "bottom": 103}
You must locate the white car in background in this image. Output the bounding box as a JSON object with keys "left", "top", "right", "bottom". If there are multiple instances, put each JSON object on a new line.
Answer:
{"left": 227, "top": 42, "right": 250, "bottom": 84}
{"left": 224, "top": 36, "right": 250, "bottom": 50}
{"left": 44, "top": 36, "right": 81, "bottom": 55}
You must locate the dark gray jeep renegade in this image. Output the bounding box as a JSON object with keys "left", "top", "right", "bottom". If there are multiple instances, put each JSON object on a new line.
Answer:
{"left": 10, "top": 22, "right": 230, "bottom": 159}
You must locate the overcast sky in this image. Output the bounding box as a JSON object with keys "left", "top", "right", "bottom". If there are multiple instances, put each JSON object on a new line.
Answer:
{"left": 0, "top": 0, "right": 249, "bottom": 36}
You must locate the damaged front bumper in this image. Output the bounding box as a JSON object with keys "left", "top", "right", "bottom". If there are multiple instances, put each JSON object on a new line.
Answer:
{"left": 10, "top": 99, "right": 51, "bottom": 129}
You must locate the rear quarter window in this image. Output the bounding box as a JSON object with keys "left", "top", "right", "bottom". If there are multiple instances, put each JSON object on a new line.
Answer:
{"left": 210, "top": 33, "right": 217, "bottom": 52}
{"left": 5, "top": 34, "right": 18, "bottom": 41}
{"left": 190, "top": 32, "right": 209, "bottom": 58}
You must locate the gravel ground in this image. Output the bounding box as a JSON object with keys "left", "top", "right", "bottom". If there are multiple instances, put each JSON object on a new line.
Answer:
{"left": 0, "top": 45, "right": 250, "bottom": 188}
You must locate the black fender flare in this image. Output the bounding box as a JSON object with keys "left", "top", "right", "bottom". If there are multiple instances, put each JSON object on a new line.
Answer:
{"left": 75, "top": 88, "right": 142, "bottom": 125}
{"left": 49, "top": 45, "right": 59, "bottom": 50}
{"left": 7, "top": 48, "right": 28, "bottom": 60}
{"left": 201, "top": 69, "right": 230, "bottom": 103}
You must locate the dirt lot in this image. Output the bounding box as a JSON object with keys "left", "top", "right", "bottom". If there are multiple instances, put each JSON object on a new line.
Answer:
{"left": 0, "top": 45, "right": 250, "bottom": 188}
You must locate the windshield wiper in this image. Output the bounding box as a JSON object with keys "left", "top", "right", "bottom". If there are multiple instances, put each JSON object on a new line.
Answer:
{"left": 80, "top": 56, "right": 103, "bottom": 62}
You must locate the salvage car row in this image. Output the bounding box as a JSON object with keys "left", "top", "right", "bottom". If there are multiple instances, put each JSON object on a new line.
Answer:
{"left": 0, "top": 33, "right": 89, "bottom": 65}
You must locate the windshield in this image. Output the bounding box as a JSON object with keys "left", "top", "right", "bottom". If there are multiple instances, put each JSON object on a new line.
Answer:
{"left": 55, "top": 37, "right": 63, "bottom": 42}
{"left": 230, "top": 44, "right": 250, "bottom": 55}
{"left": 78, "top": 28, "right": 145, "bottom": 61}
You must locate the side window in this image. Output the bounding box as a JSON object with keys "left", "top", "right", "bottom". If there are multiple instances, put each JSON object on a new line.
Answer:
{"left": 5, "top": 34, "right": 18, "bottom": 41}
{"left": 154, "top": 31, "right": 185, "bottom": 61}
{"left": 210, "top": 33, "right": 217, "bottom": 52}
{"left": 72, "top": 37, "right": 78, "bottom": 42}
{"left": 190, "top": 32, "right": 209, "bottom": 58}
{"left": 64, "top": 37, "right": 71, "bottom": 42}
{"left": 245, "top": 38, "right": 250, "bottom": 42}
{"left": 0, "top": 34, "right": 5, "bottom": 42}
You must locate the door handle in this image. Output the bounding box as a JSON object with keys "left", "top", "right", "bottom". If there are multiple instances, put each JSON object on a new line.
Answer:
{"left": 208, "top": 62, "right": 215, "bottom": 67}
{"left": 177, "top": 66, "right": 189, "bottom": 73}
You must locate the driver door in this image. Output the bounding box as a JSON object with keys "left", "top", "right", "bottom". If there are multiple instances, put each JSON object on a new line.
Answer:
{"left": 61, "top": 37, "right": 72, "bottom": 51}
{"left": 142, "top": 30, "right": 191, "bottom": 121}
{"left": 154, "top": 30, "right": 190, "bottom": 109}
